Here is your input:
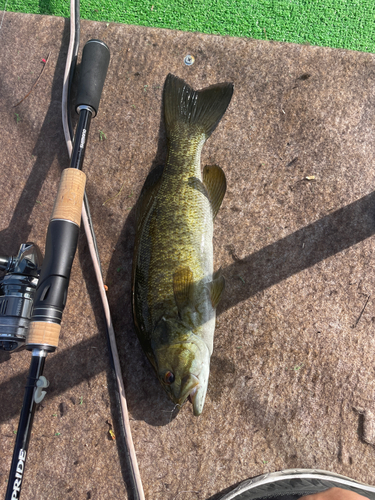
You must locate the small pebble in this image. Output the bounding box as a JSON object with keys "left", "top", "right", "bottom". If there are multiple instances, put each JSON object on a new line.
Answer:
{"left": 59, "top": 402, "right": 68, "bottom": 416}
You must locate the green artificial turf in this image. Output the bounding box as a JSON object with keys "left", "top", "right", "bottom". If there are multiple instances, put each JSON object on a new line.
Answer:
{"left": 3, "top": 0, "right": 375, "bottom": 53}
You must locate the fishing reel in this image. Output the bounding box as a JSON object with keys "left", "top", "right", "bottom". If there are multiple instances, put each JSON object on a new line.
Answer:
{"left": 0, "top": 242, "right": 43, "bottom": 352}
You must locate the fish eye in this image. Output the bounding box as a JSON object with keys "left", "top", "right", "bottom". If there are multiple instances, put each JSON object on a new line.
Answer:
{"left": 164, "top": 371, "right": 175, "bottom": 385}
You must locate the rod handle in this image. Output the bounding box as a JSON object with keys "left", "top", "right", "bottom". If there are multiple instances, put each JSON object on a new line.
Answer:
{"left": 27, "top": 322, "right": 61, "bottom": 348}
{"left": 75, "top": 39, "right": 110, "bottom": 117}
{"left": 52, "top": 168, "right": 86, "bottom": 225}
{"left": 26, "top": 168, "right": 86, "bottom": 351}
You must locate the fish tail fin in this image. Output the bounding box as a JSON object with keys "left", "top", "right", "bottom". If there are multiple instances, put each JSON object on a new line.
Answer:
{"left": 163, "top": 73, "right": 234, "bottom": 140}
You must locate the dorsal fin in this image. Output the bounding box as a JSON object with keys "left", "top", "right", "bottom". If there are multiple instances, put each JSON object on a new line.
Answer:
{"left": 135, "top": 164, "right": 164, "bottom": 225}
{"left": 132, "top": 165, "right": 164, "bottom": 293}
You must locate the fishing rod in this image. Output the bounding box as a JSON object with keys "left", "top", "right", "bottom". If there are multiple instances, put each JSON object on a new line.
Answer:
{"left": 2, "top": 0, "right": 145, "bottom": 495}
{"left": 3, "top": 39, "right": 110, "bottom": 500}
{"left": 61, "top": 1, "right": 145, "bottom": 498}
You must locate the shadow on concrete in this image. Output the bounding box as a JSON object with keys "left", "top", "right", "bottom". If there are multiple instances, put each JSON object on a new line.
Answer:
{"left": 1, "top": 189, "right": 375, "bottom": 425}
{"left": 0, "top": 18, "right": 70, "bottom": 256}
{"left": 218, "top": 190, "right": 375, "bottom": 316}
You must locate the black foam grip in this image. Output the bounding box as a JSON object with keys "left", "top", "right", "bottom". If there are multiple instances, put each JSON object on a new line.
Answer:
{"left": 75, "top": 39, "right": 110, "bottom": 116}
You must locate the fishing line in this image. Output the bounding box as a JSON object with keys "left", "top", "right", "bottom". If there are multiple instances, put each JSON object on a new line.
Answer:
{"left": 0, "top": 0, "right": 9, "bottom": 34}
{"left": 62, "top": 1, "right": 145, "bottom": 499}
{"left": 67, "top": 0, "right": 80, "bottom": 140}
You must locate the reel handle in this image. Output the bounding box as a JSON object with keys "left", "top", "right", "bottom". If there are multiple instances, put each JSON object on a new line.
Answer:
{"left": 75, "top": 39, "right": 110, "bottom": 117}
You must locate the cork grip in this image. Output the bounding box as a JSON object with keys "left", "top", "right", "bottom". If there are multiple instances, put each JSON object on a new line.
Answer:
{"left": 27, "top": 321, "right": 61, "bottom": 348}
{"left": 51, "top": 168, "right": 86, "bottom": 226}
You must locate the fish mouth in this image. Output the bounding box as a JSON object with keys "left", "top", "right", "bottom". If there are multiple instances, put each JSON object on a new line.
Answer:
{"left": 178, "top": 374, "right": 200, "bottom": 407}
{"left": 177, "top": 376, "right": 206, "bottom": 416}
{"left": 188, "top": 384, "right": 205, "bottom": 416}
{"left": 188, "top": 385, "right": 199, "bottom": 406}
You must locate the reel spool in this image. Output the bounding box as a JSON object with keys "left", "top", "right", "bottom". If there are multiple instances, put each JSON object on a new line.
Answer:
{"left": 0, "top": 243, "right": 42, "bottom": 352}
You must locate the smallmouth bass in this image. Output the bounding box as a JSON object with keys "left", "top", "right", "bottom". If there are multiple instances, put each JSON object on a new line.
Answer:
{"left": 132, "top": 74, "right": 233, "bottom": 416}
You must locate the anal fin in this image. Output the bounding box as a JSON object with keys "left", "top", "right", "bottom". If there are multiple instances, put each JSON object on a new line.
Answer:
{"left": 203, "top": 165, "right": 227, "bottom": 219}
{"left": 208, "top": 271, "right": 225, "bottom": 309}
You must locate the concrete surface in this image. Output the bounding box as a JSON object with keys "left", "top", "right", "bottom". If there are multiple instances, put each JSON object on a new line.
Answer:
{"left": 1, "top": 11, "right": 375, "bottom": 500}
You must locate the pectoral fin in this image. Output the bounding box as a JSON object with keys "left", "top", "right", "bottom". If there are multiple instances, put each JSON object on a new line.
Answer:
{"left": 208, "top": 272, "right": 225, "bottom": 309}
{"left": 203, "top": 165, "right": 227, "bottom": 219}
{"left": 173, "top": 267, "right": 194, "bottom": 315}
